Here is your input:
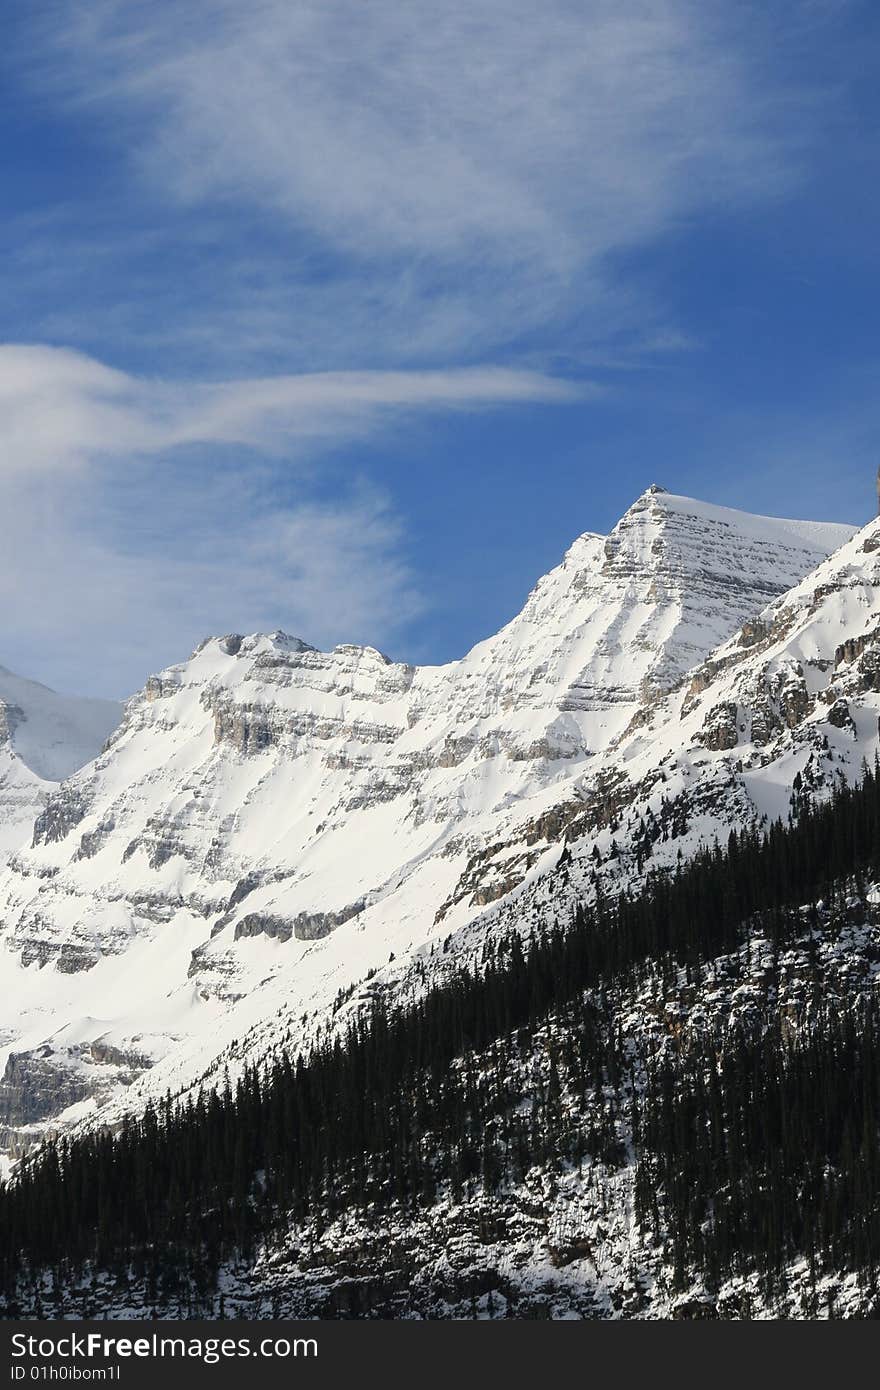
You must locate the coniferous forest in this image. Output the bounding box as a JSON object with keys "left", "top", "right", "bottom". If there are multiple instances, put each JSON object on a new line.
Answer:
{"left": 5, "top": 764, "right": 880, "bottom": 1315}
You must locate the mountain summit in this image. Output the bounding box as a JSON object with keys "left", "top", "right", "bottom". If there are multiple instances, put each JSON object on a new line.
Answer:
{"left": 0, "top": 490, "right": 857, "bottom": 1153}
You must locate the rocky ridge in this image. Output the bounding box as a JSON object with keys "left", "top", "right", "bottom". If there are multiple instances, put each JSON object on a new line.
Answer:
{"left": 0, "top": 488, "right": 856, "bottom": 1153}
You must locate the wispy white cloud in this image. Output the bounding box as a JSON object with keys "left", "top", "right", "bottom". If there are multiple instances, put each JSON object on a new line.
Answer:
{"left": 0, "top": 345, "right": 579, "bottom": 694}
{"left": 0, "top": 344, "right": 579, "bottom": 474}
{"left": 17, "top": 0, "right": 814, "bottom": 364}
{"left": 0, "top": 4, "right": 849, "bottom": 697}
{"left": 68, "top": 1, "right": 789, "bottom": 256}
{"left": 0, "top": 471, "right": 420, "bottom": 699}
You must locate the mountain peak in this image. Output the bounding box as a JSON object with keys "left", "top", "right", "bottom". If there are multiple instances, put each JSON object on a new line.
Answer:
{"left": 615, "top": 486, "right": 855, "bottom": 554}
{"left": 0, "top": 487, "right": 862, "bottom": 1166}
{"left": 191, "top": 631, "right": 318, "bottom": 662}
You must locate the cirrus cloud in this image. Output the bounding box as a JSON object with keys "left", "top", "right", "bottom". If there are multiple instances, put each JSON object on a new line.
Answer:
{"left": 14, "top": 0, "right": 820, "bottom": 366}
{"left": 0, "top": 344, "right": 581, "bottom": 695}
{"left": 0, "top": 343, "right": 581, "bottom": 474}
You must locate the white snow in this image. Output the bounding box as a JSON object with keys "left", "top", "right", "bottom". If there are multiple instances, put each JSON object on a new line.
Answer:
{"left": 0, "top": 666, "right": 120, "bottom": 782}
{"left": 0, "top": 666, "right": 120, "bottom": 858}
{"left": 0, "top": 485, "right": 860, "bottom": 1149}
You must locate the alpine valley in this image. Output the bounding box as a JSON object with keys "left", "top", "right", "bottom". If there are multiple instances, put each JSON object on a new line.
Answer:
{"left": 7, "top": 484, "right": 880, "bottom": 1319}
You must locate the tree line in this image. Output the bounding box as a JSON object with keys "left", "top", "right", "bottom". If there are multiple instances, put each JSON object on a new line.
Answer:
{"left": 4, "top": 758, "right": 880, "bottom": 1313}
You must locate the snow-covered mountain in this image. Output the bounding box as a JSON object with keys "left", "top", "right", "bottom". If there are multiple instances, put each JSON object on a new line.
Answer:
{"left": 477, "top": 503, "right": 880, "bottom": 937}
{"left": 0, "top": 667, "right": 120, "bottom": 859}
{"left": 0, "top": 487, "right": 857, "bottom": 1154}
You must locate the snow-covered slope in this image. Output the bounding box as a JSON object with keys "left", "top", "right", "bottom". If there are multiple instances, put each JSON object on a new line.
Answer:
{"left": 0, "top": 488, "right": 855, "bottom": 1152}
{"left": 436, "top": 510, "right": 880, "bottom": 966}
{"left": 0, "top": 667, "right": 120, "bottom": 859}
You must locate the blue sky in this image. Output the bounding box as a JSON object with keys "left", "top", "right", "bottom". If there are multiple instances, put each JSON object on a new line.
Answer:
{"left": 1, "top": 0, "right": 879, "bottom": 696}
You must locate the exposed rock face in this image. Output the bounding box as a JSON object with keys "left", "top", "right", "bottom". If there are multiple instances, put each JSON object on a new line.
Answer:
{"left": 0, "top": 1036, "right": 157, "bottom": 1158}
{"left": 700, "top": 701, "right": 740, "bottom": 751}
{"left": 0, "top": 490, "right": 856, "bottom": 1152}
{"left": 233, "top": 913, "right": 295, "bottom": 944}
{"left": 231, "top": 902, "right": 366, "bottom": 945}
{"left": 32, "top": 787, "right": 89, "bottom": 846}
{"left": 827, "top": 698, "right": 855, "bottom": 733}
{"left": 0, "top": 1051, "right": 93, "bottom": 1128}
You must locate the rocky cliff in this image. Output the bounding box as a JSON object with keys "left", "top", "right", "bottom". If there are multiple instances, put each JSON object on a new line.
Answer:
{"left": 0, "top": 487, "right": 855, "bottom": 1153}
